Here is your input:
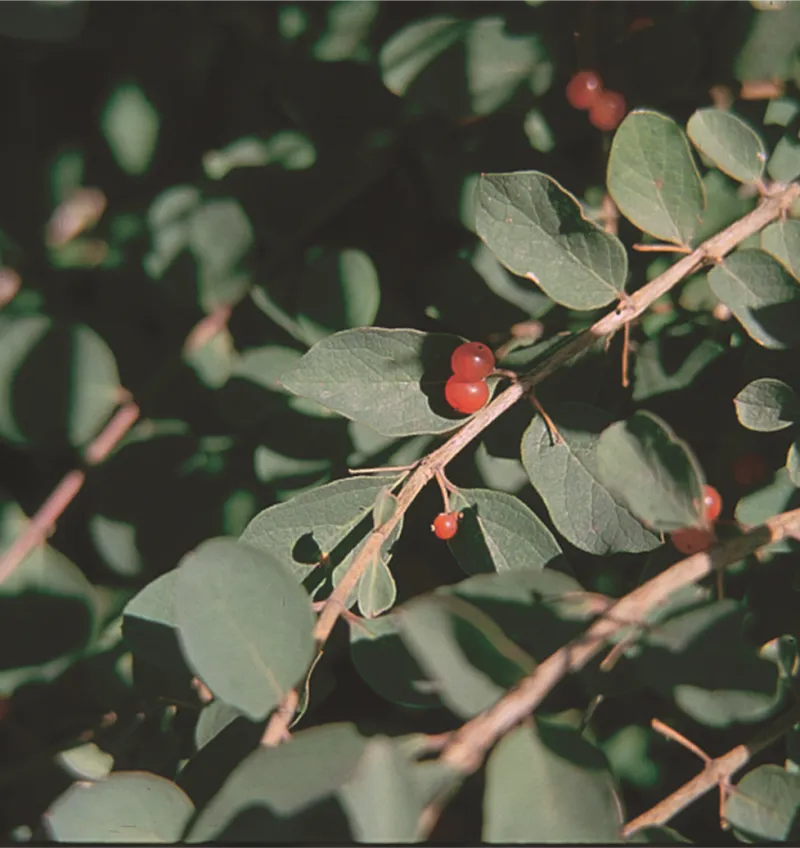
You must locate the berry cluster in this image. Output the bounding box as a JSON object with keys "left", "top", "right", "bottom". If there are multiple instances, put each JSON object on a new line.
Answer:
{"left": 566, "top": 70, "right": 627, "bottom": 132}
{"left": 670, "top": 485, "right": 722, "bottom": 555}
{"left": 445, "top": 341, "right": 495, "bottom": 415}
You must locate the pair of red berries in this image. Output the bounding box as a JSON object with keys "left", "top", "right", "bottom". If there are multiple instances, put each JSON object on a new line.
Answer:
{"left": 444, "top": 341, "right": 496, "bottom": 415}
{"left": 670, "top": 485, "right": 722, "bottom": 555}
{"left": 566, "top": 71, "right": 627, "bottom": 132}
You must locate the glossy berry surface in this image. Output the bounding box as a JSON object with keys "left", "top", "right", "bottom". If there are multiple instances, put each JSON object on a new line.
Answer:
{"left": 671, "top": 526, "right": 716, "bottom": 556}
{"left": 566, "top": 71, "right": 603, "bottom": 110}
{"left": 432, "top": 512, "right": 459, "bottom": 540}
{"left": 702, "top": 485, "right": 722, "bottom": 523}
{"left": 445, "top": 376, "right": 489, "bottom": 415}
{"left": 451, "top": 342, "right": 496, "bottom": 381}
{"left": 732, "top": 452, "right": 767, "bottom": 487}
{"left": 589, "top": 90, "right": 626, "bottom": 131}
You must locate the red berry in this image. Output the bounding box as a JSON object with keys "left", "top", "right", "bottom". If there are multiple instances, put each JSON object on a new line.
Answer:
{"left": 589, "top": 90, "right": 626, "bottom": 131}
{"left": 432, "top": 512, "right": 459, "bottom": 540}
{"left": 671, "top": 526, "right": 716, "bottom": 556}
{"left": 445, "top": 376, "right": 489, "bottom": 415}
{"left": 732, "top": 452, "right": 767, "bottom": 487}
{"left": 702, "top": 485, "right": 722, "bottom": 523}
{"left": 566, "top": 70, "right": 604, "bottom": 110}
{"left": 451, "top": 342, "right": 496, "bottom": 382}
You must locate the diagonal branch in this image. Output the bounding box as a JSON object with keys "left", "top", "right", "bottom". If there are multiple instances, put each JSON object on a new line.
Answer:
{"left": 260, "top": 179, "right": 800, "bottom": 746}
{"left": 623, "top": 699, "right": 800, "bottom": 836}
{"left": 417, "top": 506, "right": 800, "bottom": 838}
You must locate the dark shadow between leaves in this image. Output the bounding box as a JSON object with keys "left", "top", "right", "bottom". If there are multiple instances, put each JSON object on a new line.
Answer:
{"left": 749, "top": 299, "right": 800, "bottom": 350}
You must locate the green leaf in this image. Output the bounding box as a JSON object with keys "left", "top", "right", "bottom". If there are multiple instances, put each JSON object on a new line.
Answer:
{"left": 378, "top": 16, "right": 550, "bottom": 118}
{"left": 694, "top": 170, "right": 756, "bottom": 245}
{"left": 686, "top": 108, "right": 767, "bottom": 184}
{"left": 295, "top": 248, "right": 381, "bottom": 345}
{"left": 633, "top": 337, "right": 725, "bottom": 402}
{"left": 188, "top": 199, "right": 253, "bottom": 312}
{"left": 349, "top": 614, "right": 440, "bottom": 709}
{"left": 187, "top": 723, "right": 367, "bottom": 842}
{"left": 633, "top": 600, "right": 782, "bottom": 727}
{"left": 313, "top": 1, "right": 378, "bottom": 62}
{"left": 0, "top": 316, "right": 120, "bottom": 447}
{"left": 521, "top": 403, "right": 660, "bottom": 555}
{"left": 483, "top": 720, "right": 622, "bottom": 842}
{"left": 475, "top": 171, "right": 627, "bottom": 310}
{"left": 240, "top": 474, "right": 400, "bottom": 581}
{"left": 357, "top": 554, "right": 397, "bottom": 619}
{"left": 338, "top": 736, "right": 425, "bottom": 842}
{"left": 45, "top": 772, "right": 193, "bottom": 842}
{"left": 733, "top": 2, "right": 800, "bottom": 83}
{"left": 203, "top": 132, "right": 316, "bottom": 180}
{"left": 596, "top": 410, "right": 706, "bottom": 533}
{"left": 607, "top": 110, "right": 705, "bottom": 246}
{"left": 174, "top": 538, "right": 316, "bottom": 721}
{"left": 788, "top": 439, "right": 800, "bottom": 487}
{"left": 725, "top": 765, "right": 800, "bottom": 842}
{"left": 767, "top": 131, "right": 800, "bottom": 183}
{"left": 396, "top": 593, "right": 535, "bottom": 719}
{"left": 707, "top": 249, "right": 800, "bottom": 350}
{"left": 734, "top": 377, "right": 800, "bottom": 432}
{"left": 735, "top": 469, "right": 799, "bottom": 558}
{"left": 761, "top": 220, "right": 800, "bottom": 282}
{"left": 101, "top": 83, "right": 160, "bottom": 175}
{"left": 447, "top": 488, "right": 566, "bottom": 574}
{"left": 194, "top": 700, "right": 245, "bottom": 751}
{"left": 280, "top": 328, "right": 478, "bottom": 437}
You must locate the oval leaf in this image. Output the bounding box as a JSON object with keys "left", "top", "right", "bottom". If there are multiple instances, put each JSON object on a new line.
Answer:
{"left": 521, "top": 403, "right": 660, "bottom": 555}
{"left": 734, "top": 378, "right": 800, "bottom": 432}
{"left": 475, "top": 171, "right": 627, "bottom": 310}
{"left": 788, "top": 439, "right": 800, "bottom": 487}
{"left": 707, "top": 249, "right": 800, "bottom": 350}
{"left": 447, "top": 488, "right": 566, "bottom": 574}
{"left": 686, "top": 108, "right": 767, "bottom": 184}
{"left": 596, "top": 410, "right": 706, "bottom": 532}
{"left": 280, "top": 328, "right": 476, "bottom": 437}
{"left": 607, "top": 110, "right": 705, "bottom": 246}
{"left": 45, "top": 772, "right": 193, "bottom": 843}
{"left": 175, "top": 538, "right": 315, "bottom": 721}
{"left": 761, "top": 219, "right": 800, "bottom": 282}
{"left": 725, "top": 765, "right": 800, "bottom": 842}
{"left": 483, "top": 721, "right": 621, "bottom": 842}
{"left": 357, "top": 554, "right": 397, "bottom": 619}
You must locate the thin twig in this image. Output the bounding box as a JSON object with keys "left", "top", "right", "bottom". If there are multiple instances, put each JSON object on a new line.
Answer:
{"left": 417, "top": 507, "right": 800, "bottom": 837}
{"left": 259, "top": 180, "right": 800, "bottom": 747}
{"left": 652, "top": 718, "right": 711, "bottom": 764}
{"left": 623, "top": 700, "right": 800, "bottom": 836}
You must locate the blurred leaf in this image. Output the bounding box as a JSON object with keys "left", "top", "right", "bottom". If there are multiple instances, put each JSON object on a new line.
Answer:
{"left": 735, "top": 469, "right": 799, "bottom": 558}
{"left": 57, "top": 743, "right": 114, "bottom": 782}
{"left": 174, "top": 538, "right": 316, "bottom": 721}
{"left": 686, "top": 109, "right": 767, "bottom": 184}
{"left": 313, "top": 1, "right": 378, "bottom": 62}
{"left": 767, "top": 130, "right": 800, "bottom": 183}
{"left": 90, "top": 515, "right": 141, "bottom": 578}
{"left": 231, "top": 345, "right": 303, "bottom": 394}
{"left": 45, "top": 772, "right": 193, "bottom": 842}
{"left": 396, "top": 593, "right": 533, "bottom": 719}
{"left": 357, "top": 554, "right": 397, "bottom": 619}
{"left": 281, "top": 328, "right": 479, "bottom": 437}
{"left": 184, "top": 328, "right": 237, "bottom": 389}
{"left": 607, "top": 110, "right": 705, "bottom": 246}
{"left": 253, "top": 445, "right": 330, "bottom": 488}
{"left": 761, "top": 220, "right": 800, "bottom": 282}
{"left": 633, "top": 600, "right": 782, "bottom": 727}
{"left": 694, "top": 170, "right": 756, "bottom": 244}
{"left": 101, "top": 83, "right": 160, "bottom": 175}
{"left": 240, "top": 474, "right": 400, "bottom": 581}
{"left": 379, "top": 16, "right": 549, "bottom": 118}
{"left": 521, "top": 403, "right": 661, "bottom": 555}
{"left": 734, "top": 377, "right": 800, "bottom": 432}
{"left": 204, "top": 132, "right": 316, "bottom": 180}
{"left": 597, "top": 410, "right": 706, "bottom": 533}
{"left": 633, "top": 337, "right": 724, "bottom": 402}
{"left": 447, "top": 487, "right": 567, "bottom": 575}
{"left": 475, "top": 171, "right": 626, "bottom": 310}
{"left": 474, "top": 442, "right": 529, "bottom": 493}
{"left": 0, "top": 316, "right": 120, "bottom": 447}
{"left": 523, "top": 108, "right": 555, "bottom": 153}
{"left": 187, "top": 723, "right": 366, "bottom": 842}
{"left": 734, "top": 3, "right": 800, "bottom": 82}
{"left": 338, "top": 736, "right": 425, "bottom": 842}
{"left": 188, "top": 199, "right": 254, "bottom": 312}
{"left": 194, "top": 700, "right": 246, "bottom": 751}
{"left": 788, "top": 439, "right": 800, "bottom": 486}
{"left": 349, "top": 615, "right": 439, "bottom": 709}
{"left": 707, "top": 249, "right": 800, "bottom": 349}
{"left": 295, "top": 248, "right": 381, "bottom": 345}
{"left": 725, "top": 764, "right": 800, "bottom": 841}
{"left": 483, "top": 720, "right": 621, "bottom": 842}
